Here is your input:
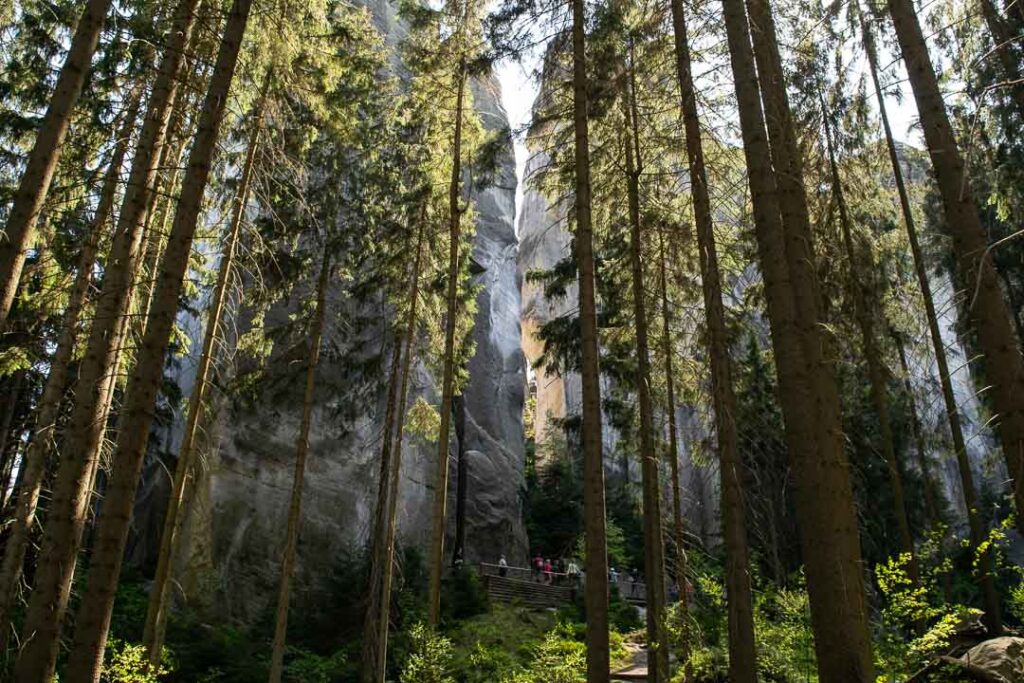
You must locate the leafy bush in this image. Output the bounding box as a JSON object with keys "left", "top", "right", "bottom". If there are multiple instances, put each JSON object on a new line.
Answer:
{"left": 753, "top": 582, "right": 815, "bottom": 682}
{"left": 448, "top": 604, "right": 557, "bottom": 682}
{"left": 102, "top": 640, "right": 170, "bottom": 683}
{"left": 442, "top": 567, "right": 489, "bottom": 624}
{"left": 608, "top": 587, "right": 642, "bottom": 632}
{"left": 400, "top": 623, "right": 455, "bottom": 683}
{"left": 502, "top": 624, "right": 586, "bottom": 683}
{"left": 667, "top": 554, "right": 815, "bottom": 682}
{"left": 283, "top": 648, "right": 349, "bottom": 683}
{"left": 874, "top": 552, "right": 983, "bottom": 679}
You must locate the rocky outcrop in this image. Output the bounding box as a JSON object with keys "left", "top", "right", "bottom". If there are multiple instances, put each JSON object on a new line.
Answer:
{"left": 962, "top": 637, "right": 1024, "bottom": 682}
{"left": 132, "top": 26, "right": 526, "bottom": 624}
{"left": 516, "top": 137, "right": 719, "bottom": 544}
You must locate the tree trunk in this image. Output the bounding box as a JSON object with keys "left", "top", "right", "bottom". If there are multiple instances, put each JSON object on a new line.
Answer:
{"left": 361, "top": 214, "right": 427, "bottom": 683}
{"left": 887, "top": 0, "right": 1024, "bottom": 547}
{"left": 996, "top": 268, "right": 1024, "bottom": 349}
{"left": 427, "top": 56, "right": 467, "bottom": 628}
{"left": 571, "top": 0, "right": 611, "bottom": 675}
{"left": 268, "top": 250, "right": 331, "bottom": 683}
{"left": 893, "top": 331, "right": 955, "bottom": 603}
{"left": 864, "top": 6, "right": 1004, "bottom": 633}
{"left": 621, "top": 54, "right": 669, "bottom": 681}
{"left": 0, "top": 372, "right": 25, "bottom": 505}
{"left": 892, "top": 334, "right": 941, "bottom": 525}
{"left": 0, "top": 81, "right": 144, "bottom": 643}
{"left": 134, "top": 133, "right": 186, "bottom": 341}
{"left": 978, "top": 0, "right": 1024, "bottom": 118}
{"left": 821, "top": 98, "right": 919, "bottom": 585}
{"left": 723, "top": 0, "right": 876, "bottom": 678}
{"left": 360, "top": 336, "right": 403, "bottom": 682}
{"left": 14, "top": 2, "right": 200, "bottom": 675}
{"left": 452, "top": 396, "right": 468, "bottom": 566}
{"left": 61, "top": 3, "right": 252, "bottom": 678}
{"left": 657, "top": 232, "right": 688, "bottom": 648}
{"left": 668, "top": 1, "right": 757, "bottom": 678}
{"left": 0, "top": 0, "right": 112, "bottom": 326}
{"left": 142, "top": 73, "right": 268, "bottom": 666}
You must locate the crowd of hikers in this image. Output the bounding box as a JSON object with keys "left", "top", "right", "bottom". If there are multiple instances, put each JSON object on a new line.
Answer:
{"left": 528, "top": 553, "right": 586, "bottom": 587}
{"left": 491, "top": 552, "right": 693, "bottom": 603}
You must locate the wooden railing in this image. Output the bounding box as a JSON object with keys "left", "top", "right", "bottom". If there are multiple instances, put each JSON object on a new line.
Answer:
{"left": 476, "top": 562, "right": 648, "bottom": 602}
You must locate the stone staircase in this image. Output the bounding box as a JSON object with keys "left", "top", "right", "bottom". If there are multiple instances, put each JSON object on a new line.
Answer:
{"left": 481, "top": 574, "right": 576, "bottom": 609}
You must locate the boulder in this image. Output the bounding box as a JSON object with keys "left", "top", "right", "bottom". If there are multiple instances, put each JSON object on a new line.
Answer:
{"left": 961, "top": 637, "right": 1024, "bottom": 683}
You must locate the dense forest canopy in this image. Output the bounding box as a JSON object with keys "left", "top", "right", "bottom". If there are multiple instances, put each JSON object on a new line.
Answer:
{"left": 0, "top": 0, "right": 1021, "bottom": 680}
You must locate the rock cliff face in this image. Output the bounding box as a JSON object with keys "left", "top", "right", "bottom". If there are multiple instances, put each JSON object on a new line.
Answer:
{"left": 514, "top": 96, "right": 1004, "bottom": 554}
{"left": 133, "top": 18, "right": 527, "bottom": 623}
{"left": 516, "top": 140, "right": 721, "bottom": 545}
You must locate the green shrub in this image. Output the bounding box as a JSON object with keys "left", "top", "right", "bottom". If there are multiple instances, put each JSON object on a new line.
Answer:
{"left": 447, "top": 604, "right": 557, "bottom": 682}
{"left": 283, "top": 648, "right": 348, "bottom": 683}
{"left": 442, "top": 567, "right": 489, "bottom": 624}
{"left": 608, "top": 588, "right": 642, "bottom": 632}
{"left": 400, "top": 623, "right": 454, "bottom": 683}
{"left": 502, "top": 624, "right": 586, "bottom": 683}
{"left": 874, "top": 551, "right": 984, "bottom": 679}
{"left": 102, "top": 640, "right": 171, "bottom": 683}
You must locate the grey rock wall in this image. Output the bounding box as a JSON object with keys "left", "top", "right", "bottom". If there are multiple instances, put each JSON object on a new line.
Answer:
{"left": 516, "top": 139, "right": 720, "bottom": 544}
{"left": 137, "top": 24, "right": 527, "bottom": 623}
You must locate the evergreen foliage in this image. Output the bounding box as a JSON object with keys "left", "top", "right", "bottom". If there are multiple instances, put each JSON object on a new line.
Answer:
{"left": 0, "top": 0, "right": 1022, "bottom": 677}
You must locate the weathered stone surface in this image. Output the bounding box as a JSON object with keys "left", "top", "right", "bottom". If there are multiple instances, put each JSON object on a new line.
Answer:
{"left": 516, "top": 137, "right": 719, "bottom": 542}
{"left": 961, "top": 637, "right": 1024, "bottom": 683}
{"left": 134, "top": 31, "right": 527, "bottom": 624}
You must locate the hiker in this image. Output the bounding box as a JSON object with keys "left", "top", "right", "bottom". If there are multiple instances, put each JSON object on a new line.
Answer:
{"left": 498, "top": 554, "right": 508, "bottom": 577}
{"left": 609, "top": 567, "right": 619, "bottom": 589}
{"left": 567, "top": 558, "right": 580, "bottom": 588}
{"left": 532, "top": 553, "right": 543, "bottom": 582}
{"left": 543, "top": 558, "right": 553, "bottom": 585}
{"left": 630, "top": 568, "right": 639, "bottom": 597}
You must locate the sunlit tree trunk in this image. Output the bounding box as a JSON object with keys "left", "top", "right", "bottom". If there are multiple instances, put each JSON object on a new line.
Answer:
{"left": 620, "top": 52, "right": 669, "bottom": 681}
{"left": 15, "top": 3, "right": 201, "bottom": 678}
{"left": 570, "top": 0, "right": 611, "bottom": 675}
{"left": 821, "top": 98, "right": 919, "bottom": 585}
{"left": 0, "top": 82, "right": 144, "bottom": 643}
{"left": 0, "top": 0, "right": 112, "bottom": 326}
{"left": 142, "top": 73, "right": 269, "bottom": 666}
{"left": 656, "top": 232, "right": 688, "bottom": 649}
{"left": 62, "top": 3, "right": 253, "bottom": 679}
{"left": 427, "top": 53, "right": 467, "bottom": 628}
{"left": 362, "top": 213, "right": 427, "bottom": 682}
{"left": 886, "top": 0, "right": 1024, "bottom": 550}
{"left": 724, "top": 0, "right": 875, "bottom": 677}
{"left": 862, "top": 7, "right": 1004, "bottom": 633}
{"left": 268, "top": 249, "right": 331, "bottom": 683}
{"left": 669, "top": 0, "right": 757, "bottom": 677}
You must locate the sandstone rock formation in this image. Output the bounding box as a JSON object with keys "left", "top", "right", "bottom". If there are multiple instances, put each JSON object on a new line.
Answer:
{"left": 131, "top": 64, "right": 527, "bottom": 624}
{"left": 961, "top": 637, "right": 1024, "bottom": 682}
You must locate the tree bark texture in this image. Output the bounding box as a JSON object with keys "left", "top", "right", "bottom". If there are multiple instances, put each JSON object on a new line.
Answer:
{"left": 0, "top": 0, "right": 113, "bottom": 326}
{"left": 14, "top": 2, "right": 201, "bottom": 678}
{"left": 62, "top": 2, "right": 253, "bottom": 678}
